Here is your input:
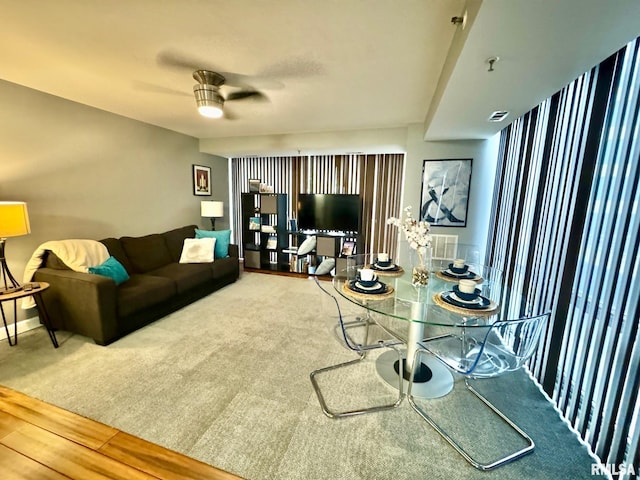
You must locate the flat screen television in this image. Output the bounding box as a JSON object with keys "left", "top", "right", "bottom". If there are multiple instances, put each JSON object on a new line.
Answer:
{"left": 296, "top": 194, "right": 361, "bottom": 232}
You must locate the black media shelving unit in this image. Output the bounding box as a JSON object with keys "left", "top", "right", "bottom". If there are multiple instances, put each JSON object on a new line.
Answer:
{"left": 241, "top": 193, "right": 289, "bottom": 272}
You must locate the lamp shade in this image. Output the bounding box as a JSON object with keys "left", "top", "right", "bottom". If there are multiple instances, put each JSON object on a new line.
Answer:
{"left": 201, "top": 201, "right": 224, "bottom": 218}
{"left": 0, "top": 201, "right": 31, "bottom": 238}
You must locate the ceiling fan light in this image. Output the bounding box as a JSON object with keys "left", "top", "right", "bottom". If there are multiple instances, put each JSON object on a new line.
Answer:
{"left": 194, "top": 84, "right": 224, "bottom": 118}
{"left": 198, "top": 105, "right": 224, "bottom": 118}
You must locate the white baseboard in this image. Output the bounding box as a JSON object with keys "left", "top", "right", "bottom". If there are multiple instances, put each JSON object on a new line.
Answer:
{"left": 2, "top": 316, "right": 41, "bottom": 340}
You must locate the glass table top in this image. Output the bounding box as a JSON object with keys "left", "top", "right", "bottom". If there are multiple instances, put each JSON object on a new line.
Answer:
{"left": 332, "top": 254, "right": 511, "bottom": 327}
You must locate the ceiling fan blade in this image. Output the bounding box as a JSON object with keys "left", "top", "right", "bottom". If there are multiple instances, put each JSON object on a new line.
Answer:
{"left": 157, "top": 51, "right": 245, "bottom": 86}
{"left": 157, "top": 49, "right": 285, "bottom": 90}
{"left": 226, "top": 90, "right": 268, "bottom": 102}
{"left": 132, "top": 80, "right": 191, "bottom": 97}
{"left": 257, "top": 58, "right": 325, "bottom": 78}
{"left": 223, "top": 109, "right": 238, "bottom": 121}
{"left": 157, "top": 50, "right": 206, "bottom": 71}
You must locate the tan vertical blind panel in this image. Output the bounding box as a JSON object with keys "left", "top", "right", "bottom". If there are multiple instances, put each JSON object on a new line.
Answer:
{"left": 231, "top": 153, "right": 405, "bottom": 256}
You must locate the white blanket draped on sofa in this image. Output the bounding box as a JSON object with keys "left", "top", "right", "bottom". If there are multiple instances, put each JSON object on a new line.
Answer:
{"left": 21, "top": 239, "right": 109, "bottom": 309}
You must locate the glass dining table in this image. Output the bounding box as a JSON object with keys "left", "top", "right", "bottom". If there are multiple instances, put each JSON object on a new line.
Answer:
{"left": 332, "top": 253, "right": 506, "bottom": 399}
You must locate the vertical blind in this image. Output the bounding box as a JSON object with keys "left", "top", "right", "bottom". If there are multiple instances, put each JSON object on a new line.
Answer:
{"left": 486, "top": 37, "right": 639, "bottom": 475}
{"left": 230, "top": 153, "right": 404, "bottom": 258}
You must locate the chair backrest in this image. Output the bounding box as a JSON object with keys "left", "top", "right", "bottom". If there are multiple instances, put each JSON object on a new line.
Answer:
{"left": 423, "top": 312, "right": 550, "bottom": 378}
{"left": 431, "top": 234, "right": 459, "bottom": 260}
{"left": 313, "top": 276, "right": 361, "bottom": 352}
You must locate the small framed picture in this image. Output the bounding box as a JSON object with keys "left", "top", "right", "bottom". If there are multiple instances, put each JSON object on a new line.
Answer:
{"left": 249, "top": 179, "right": 261, "bottom": 193}
{"left": 249, "top": 216, "right": 261, "bottom": 230}
{"left": 266, "top": 237, "right": 278, "bottom": 250}
{"left": 340, "top": 240, "right": 355, "bottom": 257}
{"left": 193, "top": 165, "right": 211, "bottom": 196}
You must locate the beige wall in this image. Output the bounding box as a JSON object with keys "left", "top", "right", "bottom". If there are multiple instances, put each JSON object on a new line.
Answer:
{"left": 402, "top": 123, "right": 500, "bottom": 265}
{"left": 0, "top": 79, "right": 228, "bottom": 323}
{"left": 199, "top": 127, "right": 408, "bottom": 157}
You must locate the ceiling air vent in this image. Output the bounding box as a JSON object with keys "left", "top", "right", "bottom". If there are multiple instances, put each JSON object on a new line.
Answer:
{"left": 488, "top": 110, "right": 509, "bottom": 122}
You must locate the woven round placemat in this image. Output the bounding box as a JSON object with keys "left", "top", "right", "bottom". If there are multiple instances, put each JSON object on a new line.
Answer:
{"left": 366, "top": 264, "right": 405, "bottom": 277}
{"left": 433, "top": 292, "right": 500, "bottom": 317}
{"left": 435, "top": 271, "right": 483, "bottom": 283}
{"left": 342, "top": 282, "right": 396, "bottom": 300}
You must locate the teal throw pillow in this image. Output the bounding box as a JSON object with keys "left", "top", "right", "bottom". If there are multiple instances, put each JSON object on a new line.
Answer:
{"left": 88, "top": 256, "right": 130, "bottom": 285}
{"left": 195, "top": 228, "right": 231, "bottom": 258}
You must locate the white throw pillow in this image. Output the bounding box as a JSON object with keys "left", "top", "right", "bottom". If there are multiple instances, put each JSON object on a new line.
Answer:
{"left": 314, "top": 258, "right": 335, "bottom": 276}
{"left": 297, "top": 236, "right": 316, "bottom": 256}
{"left": 179, "top": 238, "right": 216, "bottom": 263}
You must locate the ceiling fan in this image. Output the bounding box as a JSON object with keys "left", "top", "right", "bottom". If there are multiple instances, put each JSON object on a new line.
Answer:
{"left": 156, "top": 49, "right": 322, "bottom": 120}
{"left": 192, "top": 69, "right": 267, "bottom": 119}
{"left": 155, "top": 51, "right": 276, "bottom": 120}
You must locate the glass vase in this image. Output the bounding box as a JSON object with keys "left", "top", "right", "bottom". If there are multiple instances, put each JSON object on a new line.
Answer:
{"left": 410, "top": 246, "right": 431, "bottom": 288}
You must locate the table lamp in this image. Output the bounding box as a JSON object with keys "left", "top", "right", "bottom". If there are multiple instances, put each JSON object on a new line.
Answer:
{"left": 200, "top": 201, "right": 224, "bottom": 230}
{"left": 0, "top": 201, "right": 31, "bottom": 292}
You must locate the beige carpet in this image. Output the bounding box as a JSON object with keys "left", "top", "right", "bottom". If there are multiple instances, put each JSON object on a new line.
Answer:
{"left": 0, "top": 272, "right": 600, "bottom": 479}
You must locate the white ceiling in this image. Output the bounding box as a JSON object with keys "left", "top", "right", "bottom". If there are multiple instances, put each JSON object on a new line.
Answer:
{"left": 1, "top": 1, "right": 639, "bottom": 145}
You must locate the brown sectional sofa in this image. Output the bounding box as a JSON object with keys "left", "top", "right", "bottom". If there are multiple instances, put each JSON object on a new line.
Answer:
{"left": 33, "top": 225, "right": 239, "bottom": 345}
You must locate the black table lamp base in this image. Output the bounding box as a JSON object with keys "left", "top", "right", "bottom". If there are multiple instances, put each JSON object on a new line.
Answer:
{"left": 0, "top": 238, "right": 20, "bottom": 293}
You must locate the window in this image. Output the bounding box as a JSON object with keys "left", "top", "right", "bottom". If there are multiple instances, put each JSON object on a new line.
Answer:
{"left": 487, "top": 37, "right": 640, "bottom": 473}
{"left": 230, "top": 154, "right": 405, "bottom": 258}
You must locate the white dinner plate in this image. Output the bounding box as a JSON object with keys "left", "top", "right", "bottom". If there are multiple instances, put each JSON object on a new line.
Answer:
{"left": 441, "top": 291, "right": 491, "bottom": 310}
{"left": 355, "top": 281, "right": 383, "bottom": 291}
{"left": 444, "top": 269, "right": 467, "bottom": 277}
{"left": 450, "top": 292, "right": 482, "bottom": 305}
{"left": 374, "top": 263, "right": 397, "bottom": 270}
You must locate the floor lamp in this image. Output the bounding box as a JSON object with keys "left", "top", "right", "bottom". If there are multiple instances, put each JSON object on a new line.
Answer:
{"left": 0, "top": 202, "right": 31, "bottom": 293}
{"left": 201, "top": 201, "right": 224, "bottom": 230}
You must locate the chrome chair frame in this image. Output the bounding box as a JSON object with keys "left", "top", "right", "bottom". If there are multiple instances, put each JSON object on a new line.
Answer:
{"left": 407, "top": 313, "right": 550, "bottom": 470}
{"left": 310, "top": 277, "right": 404, "bottom": 418}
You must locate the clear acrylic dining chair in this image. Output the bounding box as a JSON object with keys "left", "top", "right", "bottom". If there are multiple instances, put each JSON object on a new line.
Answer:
{"left": 310, "top": 276, "right": 404, "bottom": 418}
{"left": 408, "top": 312, "right": 550, "bottom": 470}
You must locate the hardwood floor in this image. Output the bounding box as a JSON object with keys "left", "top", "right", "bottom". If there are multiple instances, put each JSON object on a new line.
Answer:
{"left": 0, "top": 385, "right": 243, "bottom": 480}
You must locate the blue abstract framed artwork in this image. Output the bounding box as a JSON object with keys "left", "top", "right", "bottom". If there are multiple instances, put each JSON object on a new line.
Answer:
{"left": 420, "top": 159, "right": 472, "bottom": 227}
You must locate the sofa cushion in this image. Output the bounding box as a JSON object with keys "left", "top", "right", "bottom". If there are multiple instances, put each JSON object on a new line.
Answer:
{"left": 163, "top": 225, "right": 198, "bottom": 262}
{"left": 88, "top": 256, "right": 130, "bottom": 285}
{"left": 116, "top": 274, "right": 176, "bottom": 318}
{"left": 148, "top": 263, "right": 213, "bottom": 294}
{"left": 44, "top": 251, "right": 71, "bottom": 270}
{"left": 120, "top": 234, "right": 173, "bottom": 273}
{"left": 100, "top": 238, "right": 134, "bottom": 273}
{"left": 210, "top": 256, "right": 240, "bottom": 281}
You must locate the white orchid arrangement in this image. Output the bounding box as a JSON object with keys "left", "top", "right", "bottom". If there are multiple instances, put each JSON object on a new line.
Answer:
{"left": 386, "top": 206, "right": 432, "bottom": 251}
{"left": 387, "top": 206, "right": 432, "bottom": 285}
